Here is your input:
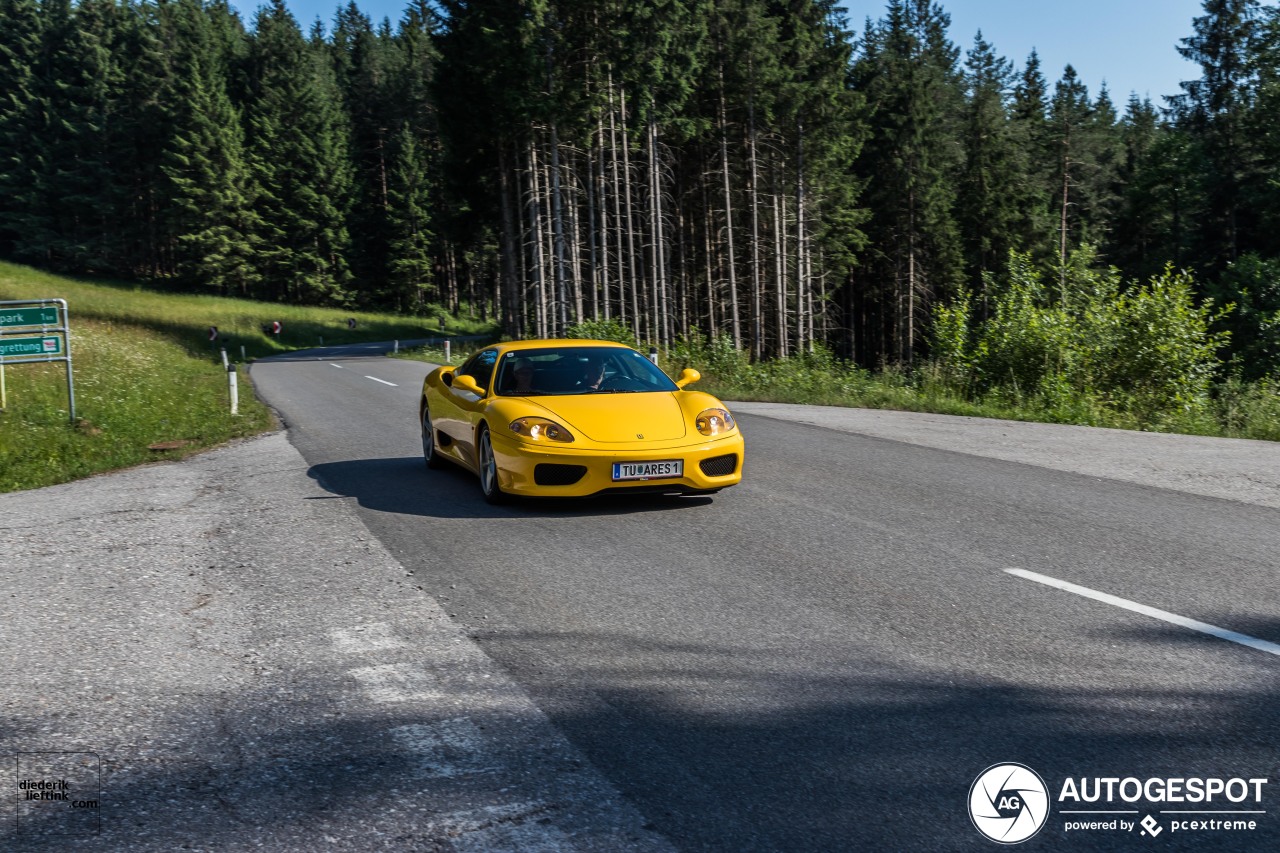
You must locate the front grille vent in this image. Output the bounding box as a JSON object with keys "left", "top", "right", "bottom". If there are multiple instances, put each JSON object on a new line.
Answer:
{"left": 534, "top": 463, "right": 588, "bottom": 486}
{"left": 699, "top": 454, "right": 738, "bottom": 477}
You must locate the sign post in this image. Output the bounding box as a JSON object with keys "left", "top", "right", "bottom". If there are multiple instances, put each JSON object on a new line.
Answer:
{"left": 0, "top": 299, "right": 75, "bottom": 422}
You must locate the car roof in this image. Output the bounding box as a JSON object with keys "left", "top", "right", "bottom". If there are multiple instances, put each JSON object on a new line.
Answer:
{"left": 492, "top": 339, "right": 632, "bottom": 355}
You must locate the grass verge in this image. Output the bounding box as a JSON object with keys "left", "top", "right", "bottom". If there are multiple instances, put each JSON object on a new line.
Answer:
{"left": 0, "top": 261, "right": 497, "bottom": 492}
{"left": 0, "top": 319, "right": 274, "bottom": 491}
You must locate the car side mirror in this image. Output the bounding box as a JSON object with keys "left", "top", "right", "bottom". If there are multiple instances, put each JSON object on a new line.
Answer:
{"left": 675, "top": 368, "right": 701, "bottom": 389}
{"left": 452, "top": 374, "right": 485, "bottom": 397}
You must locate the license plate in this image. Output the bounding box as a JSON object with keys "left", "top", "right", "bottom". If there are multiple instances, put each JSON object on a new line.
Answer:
{"left": 612, "top": 460, "right": 683, "bottom": 481}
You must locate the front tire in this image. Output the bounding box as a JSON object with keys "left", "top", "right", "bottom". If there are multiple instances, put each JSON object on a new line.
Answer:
{"left": 477, "top": 425, "right": 506, "bottom": 504}
{"left": 422, "top": 407, "right": 444, "bottom": 469}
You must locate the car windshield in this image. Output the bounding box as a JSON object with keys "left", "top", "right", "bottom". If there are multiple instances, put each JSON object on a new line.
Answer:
{"left": 494, "top": 346, "right": 679, "bottom": 396}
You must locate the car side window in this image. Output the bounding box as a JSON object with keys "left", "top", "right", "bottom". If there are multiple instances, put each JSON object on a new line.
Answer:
{"left": 457, "top": 348, "right": 498, "bottom": 392}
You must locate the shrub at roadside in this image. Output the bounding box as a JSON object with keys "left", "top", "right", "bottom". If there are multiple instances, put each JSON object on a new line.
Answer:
{"left": 663, "top": 248, "right": 1276, "bottom": 441}
{"left": 932, "top": 249, "right": 1233, "bottom": 432}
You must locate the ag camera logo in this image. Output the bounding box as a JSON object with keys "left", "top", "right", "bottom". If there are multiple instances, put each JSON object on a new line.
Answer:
{"left": 969, "top": 763, "right": 1050, "bottom": 844}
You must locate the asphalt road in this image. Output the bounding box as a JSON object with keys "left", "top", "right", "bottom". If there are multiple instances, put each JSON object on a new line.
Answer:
{"left": 245, "top": 343, "right": 1280, "bottom": 852}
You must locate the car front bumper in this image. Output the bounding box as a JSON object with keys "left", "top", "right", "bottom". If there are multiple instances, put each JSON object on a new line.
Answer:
{"left": 490, "top": 431, "right": 745, "bottom": 497}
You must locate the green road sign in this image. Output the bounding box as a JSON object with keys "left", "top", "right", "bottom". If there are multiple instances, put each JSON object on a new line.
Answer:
{"left": 0, "top": 305, "right": 60, "bottom": 328}
{"left": 0, "top": 335, "right": 62, "bottom": 358}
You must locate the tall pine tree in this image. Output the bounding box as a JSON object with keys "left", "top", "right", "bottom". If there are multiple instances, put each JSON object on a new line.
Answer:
{"left": 243, "top": 0, "right": 353, "bottom": 304}
{"left": 852, "top": 0, "right": 963, "bottom": 364}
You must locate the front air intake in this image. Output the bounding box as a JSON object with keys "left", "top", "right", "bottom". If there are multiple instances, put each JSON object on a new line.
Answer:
{"left": 699, "top": 454, "right": 738, "bottom": 477}
{"left": 534, "top": 463, "right": 587, "bottom": 486}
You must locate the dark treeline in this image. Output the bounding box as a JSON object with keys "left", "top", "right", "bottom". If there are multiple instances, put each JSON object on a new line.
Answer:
{"left": 2, "top": 0, "right": 1279, "bottom": 374}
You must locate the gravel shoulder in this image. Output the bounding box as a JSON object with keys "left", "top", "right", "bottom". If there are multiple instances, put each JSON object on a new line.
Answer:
{"left": 0, "top": 431, "right": 671, "bottom": 852}
{"left": 730, "top": 402, "right": 1280, "bottom": 510}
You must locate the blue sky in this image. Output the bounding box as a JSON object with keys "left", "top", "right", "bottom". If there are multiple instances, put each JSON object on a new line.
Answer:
{"left": 227, "top": 0, "right": 1208, "bottom": 107}
{"left": 922, "top": 0, "right": 1206, "bottom": 105}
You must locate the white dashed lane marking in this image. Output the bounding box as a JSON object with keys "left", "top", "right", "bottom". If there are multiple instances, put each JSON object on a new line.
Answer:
{"left": 349, "top": 662, "right": 447, "bottom": 703}
{"left": 329, "top": 622, "right": 406, "bottom": 653}
{"left": 390, "top": 718, "right": 500, "bottom": 778}
{"left": 330, "top": 363, "right": 344, "bottom": 368}
{"left": 364, "top": 375, "right": 397, "bottom": 386}
{"left": 1006, "top": 568, "right": 1280, "bottom": 658}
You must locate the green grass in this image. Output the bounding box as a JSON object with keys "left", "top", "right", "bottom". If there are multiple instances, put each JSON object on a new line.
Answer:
{"left": 0, "top": 261, "right": 493, "bottom": 360}
{"left": 0, "top": 261, "right": 498, "bottom": 492}
{"left": 0, "top": 319, "right": 274, "bottom": 491}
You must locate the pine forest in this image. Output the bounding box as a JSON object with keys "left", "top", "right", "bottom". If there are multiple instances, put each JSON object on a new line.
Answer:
{"left": 2, "top": 0, "right": 1280, "bottom": 393}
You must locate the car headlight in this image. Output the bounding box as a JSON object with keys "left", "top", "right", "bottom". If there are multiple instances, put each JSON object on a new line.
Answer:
{"left": 509, "top": 417, "right": 574, "bottom": 443}
{"left": 695, "top": 408, "right": 735, "bottom": 436}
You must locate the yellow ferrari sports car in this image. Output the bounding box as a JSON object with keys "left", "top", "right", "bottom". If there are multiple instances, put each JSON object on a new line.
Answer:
{"left": 419, "top": 339, "right": 744, "bottom": 503}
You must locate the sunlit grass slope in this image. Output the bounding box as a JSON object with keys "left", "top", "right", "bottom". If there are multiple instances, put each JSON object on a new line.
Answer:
{"left": 0, "top": 261, "right": 495, "bottom": 492}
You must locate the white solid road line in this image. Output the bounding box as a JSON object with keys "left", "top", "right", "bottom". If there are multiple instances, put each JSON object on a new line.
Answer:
{"left": 1005, "top": 568, "right": 1280, "bottom": 658}
{"left": 364, "top": 375, "right": 398, "bottom": 386}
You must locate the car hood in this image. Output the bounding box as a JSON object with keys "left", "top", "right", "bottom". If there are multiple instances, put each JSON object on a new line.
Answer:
{"left": 535, "top": 392, "right": 687, "bottom": 443}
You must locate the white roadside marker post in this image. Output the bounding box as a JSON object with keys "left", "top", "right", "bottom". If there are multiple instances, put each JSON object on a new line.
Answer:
{"left": 228, "top": 363, "right": 239, "bottom": 415}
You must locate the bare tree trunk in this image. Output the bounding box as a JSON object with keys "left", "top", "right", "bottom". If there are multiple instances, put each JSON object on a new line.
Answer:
{"left": 748, "top": 94, "right": 763, "bottom": 361}
{"left": 447, "top": 245, "right": 459, "bottom": 316}
{"left": 549, "top": 122, "right": 569, "bottom": 335}
{"left": 647, "top": 111, "right": 660, "bottom": 346}
{"left": 587, "top": 136, "right": 602, "bottom": 321}
{"left": 719, "top": 78, "right": 742, "bottom": 349}
{"left": 463, "top": 255, "right": 475, "bottom": 319}
{"left": 702, "top": 169, "right": 718, "bottom": 338}
{"left": 1059, "top": 129, "right": 1071, "bottom": 303}
{"left": 568, "top": 158, "right": 584, "bottom": 325}
{"left": 607, "top": 73, "right": 626, "bottom": 326}
{"left": 647, "top": 106, "right": 670, "bottom": 348}
{"left": 677, "top": 195, "right": 689, "bottom": 339}
{"left": 517, "top": 207, "right": 529, "bottom": 336}
{"left": 906, "top": 188, "right": 916, "bottom": 364}
{"left": 528, "top": 135, "right": 548, "bottom": 339}
{"left": 620, "top": 89, "right": 641, "bottom": 342}
{"left": 773, "top": 158, "right": 789, "bottom": 358}
{"left": 796, "top": 121, "right": 813, "bottom": 354}
{"left": 498, "top": 142, "right": 520, "bottom": 335}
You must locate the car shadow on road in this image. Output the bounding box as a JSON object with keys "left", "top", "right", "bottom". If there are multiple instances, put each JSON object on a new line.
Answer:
{"left": 306, "top": 456, "right": 715, "bottom": 519}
